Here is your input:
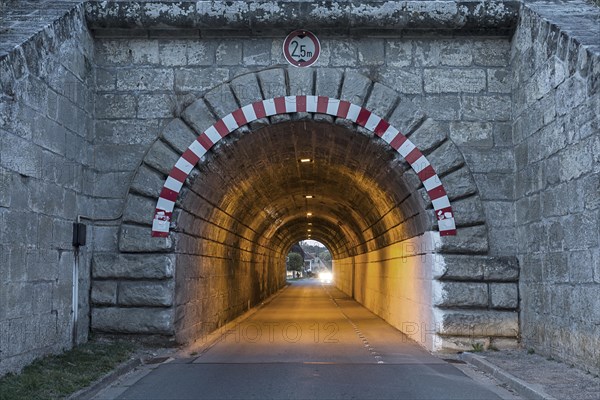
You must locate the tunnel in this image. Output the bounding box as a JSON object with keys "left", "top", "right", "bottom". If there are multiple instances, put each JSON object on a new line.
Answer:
{"left": 93, "top": 72, "right": 519, "bottom": 353}
{"left": 171, "top": 115, "right": 434, "bottom": 342}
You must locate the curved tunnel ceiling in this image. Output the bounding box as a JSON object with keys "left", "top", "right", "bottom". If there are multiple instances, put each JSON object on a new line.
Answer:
{"left": 181, "top": 120, "right": 431, "bottom": 259}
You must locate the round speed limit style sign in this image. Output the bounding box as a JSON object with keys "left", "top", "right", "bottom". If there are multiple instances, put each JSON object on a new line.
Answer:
{"left": 283, "top": 30, "right": 320, "bottom": 68}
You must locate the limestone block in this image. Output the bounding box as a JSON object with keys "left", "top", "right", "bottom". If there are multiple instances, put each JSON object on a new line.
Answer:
{"left": 91, "top": 281, "right": 117, "bottom": 305}
{"left": 408, "top": 118, "right": 448, "bottom": 153}
{"left": 288, "top": 68, "right": 314, "bottom": 96}
{"left": 119, "top": 224, "right": 174, "bottom": 252}
{"left": 329, "top": 40, "right": 357, "bottom": 67}
{"left": 490, "top": 283, "right": 519, "bottom": 309}
{"left": 0, "top": 169, "right": 11, "bottom": 208}
{"left": 424, "top": 69, "right": 486, "bottom": 93}
{"left": 96, "top": 119, "right": 159, "bottom": 146}
{"left": 437, "top": 255, "right": 485, "bottom": 281}
{"left": 131, "top": 165, "right": 165, "bottom": 199}
{"left": 448, "top": 195, "right": 485, "bottom": 227}
{"left": 136, "top": 94, "right": 173, "bottom": 119}
{"left": 365, "top": 83, "right": 398, "bottom": 119}
{"left": 185, "top": 39, "right": 214, "bottom": 65}
{"left": 556, "top": 76, "right": 586, "bottom": 116}
{"left": 204, "top": 84, "right": 239, "bottom": 116}
{"left": 119, "top": 281, "right": 174, "bottom": 307}
{"left": 476, "top": 172, "right": 514, "bottom": 201}
{"left": 435, "top": 281, "right": 488, "bottom": 308}
{"left": 421, "top": 95, "right": 460, "bottom": 121}
{"left": 357, "top": 39, "right": 385, "bottom": 66}
{"left": 378, "top": 67, "right": 422, "bottom": 95}
{"left": 257, "top": 68, "right": 286, "bottom": 99}
{"left": 95, "top": 94, "right": 136, "bottom": 119}
{"left": 439, "top": 336, "right": 490, "bottom": 352}
{"left": 386, "top": 40, "right": 412, "bottom": 67}
{"left": 230, "top": 73, "right": 263, "bottom": 105}
{"left": 315, "top": 68, "right": 342, "bottom": 99}
{"left": 92, "top": 307, "right": 173, "bottom": 334}
{"left": 449, "top": 121, "right": 493, "bottom": 147}
{"left": 0, "top": 132, "right": 42, "bottom": 178}
{"left": 116, "top": 68, "right": 174, "bottom": 91}
{"left": 489, "top": 337, "right": 520, "bottom": 349}
{"left": 181, "top": 98, "right": 217, "bottom": 134}
{"left": 216, "top": 40, "right": 242, "bottom": 65}
{"left": 161, "top": 118, "right": 197, "bottom": 154}
{"left": 473, "top": 39, "right": 510, "bottom": 67}
{"left": 242, "top": 39, "right": 271, "bottom": 66}
{"left": 426, "top": 140, "right": 465, "bottom": 176}
{"left": 94, "top": 144, "right": 146, "bottom": 173}
{"left": 174, "top": 67, "right": 229, "bottom": 93}
{"left": 488, "top": 68, "right": 511, "bottom": 93}
{"left": 93, "top": 253, "right": 175, "bottom": 279}
{"left": 340, "top": 71, "right": 371, "bottom": 105}
{"left": 123, "top": 194, "right": 156, "bottom": 225}
{"left": 483, "top": 257, "right": 519, "bottom": 281}
{"left": 440, "top": 167, "right": 478, "bottom": 200}
{"left": 461, "top": 95, "right": 511, "bottom": 122}
{"left": 440, "top": 225, "right": 489, "bottom": 254}
{"left": 437, "top": 309, "right": 519, "bottom": 337}
{"left": 463, "top": 148, "right": 515, "bottom": 174}
{"left": 144, "top": 140, "right": 181, "bottom": 175}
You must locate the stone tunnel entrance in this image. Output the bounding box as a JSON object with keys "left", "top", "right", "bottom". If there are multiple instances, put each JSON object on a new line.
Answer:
{"left": 91, "top": 76, "right": 520, "bottom": 352}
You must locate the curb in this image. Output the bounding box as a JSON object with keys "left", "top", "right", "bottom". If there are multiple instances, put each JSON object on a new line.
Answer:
{"left": 67, "top": 356, "right": 142, "bottom": 400}
{"left": 460, "top": 352, "right": 558, "bottom": 400}
{"left": 67, "top": 285, "right": 290, "bottom": 398}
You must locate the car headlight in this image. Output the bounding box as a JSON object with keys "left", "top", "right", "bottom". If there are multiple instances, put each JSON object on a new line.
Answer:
{"left": 319, "top": 272, "right": 333, "bottom": 282}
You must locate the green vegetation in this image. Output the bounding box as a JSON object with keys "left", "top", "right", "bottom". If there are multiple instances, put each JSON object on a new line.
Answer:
{"left": 286, "top": 252, "right": 304, "bottom": 272}
{"left": 471, "top": 342, "right": 485, "bottom": 352}
{"left": 0, "top": 339, "right": 138, "bottom": 400}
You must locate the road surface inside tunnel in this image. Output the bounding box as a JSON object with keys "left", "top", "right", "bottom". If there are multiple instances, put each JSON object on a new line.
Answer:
{"left": 111, "top": 280, "right": 506, "bottom": 400}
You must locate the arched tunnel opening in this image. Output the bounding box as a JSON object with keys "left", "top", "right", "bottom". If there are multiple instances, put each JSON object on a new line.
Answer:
{"left": 171, "top": 119, "right": 434, "bottom": 345}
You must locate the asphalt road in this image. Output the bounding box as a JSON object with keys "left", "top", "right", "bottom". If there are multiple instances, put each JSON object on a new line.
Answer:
{"left": 109, "top": 280, "right": 509, "bottom": 400}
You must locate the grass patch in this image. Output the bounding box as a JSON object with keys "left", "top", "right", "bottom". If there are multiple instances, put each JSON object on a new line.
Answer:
{"left": 471, "top": 343, "right": 485, "bottom": 352}
{"left": 0, "top": 339, "right": 138, "bottom": 400}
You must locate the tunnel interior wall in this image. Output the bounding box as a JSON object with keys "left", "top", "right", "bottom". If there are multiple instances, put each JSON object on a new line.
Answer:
{"left": 512, "top": 4, "right": 600, "bottom": 375}
{"left": 334, "top": 234, "right": 443, "bottom": 351}
{"left": 172, "top": 200, "right": 287, "bottom": 343}
{"left": 0, "top": 4, "right": 95, "bottom": 374}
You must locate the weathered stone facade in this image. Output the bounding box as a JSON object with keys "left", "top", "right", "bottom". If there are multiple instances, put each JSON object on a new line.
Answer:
{"left": 0, "top": 0, "right": 598, "bottom": 377}
{"left": 511, "top": 2, "right": 600, "bottom": 373}
{"left": 0, "top": 2, "right": 94, "bottom": 374}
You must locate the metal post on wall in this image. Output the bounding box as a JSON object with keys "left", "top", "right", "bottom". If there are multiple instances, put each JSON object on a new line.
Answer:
{"left": 72, "top": 218, "right": 87, "bottom": 346}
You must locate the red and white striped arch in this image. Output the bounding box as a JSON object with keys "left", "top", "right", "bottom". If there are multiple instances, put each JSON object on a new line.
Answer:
{"left": 151, "top": 96, "right": 457, "bottom": 237}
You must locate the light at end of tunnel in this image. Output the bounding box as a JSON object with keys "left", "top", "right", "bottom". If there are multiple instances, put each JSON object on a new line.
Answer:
{"left": 299, "top": 158, "right": 313, "bottom": 163}
{"left": 305, "top": 195, "right": 314, "bottom": 199}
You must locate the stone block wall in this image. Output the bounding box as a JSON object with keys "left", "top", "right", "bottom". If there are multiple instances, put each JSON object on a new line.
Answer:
{"left": 1, "top": 0, "right": 597, "bottom": 378}
{"left": 334, "top": 234, "right": 520, "bottom": 352}
{"left": 0, "top": 4, "right": 95, "bottom": 374}
{"left": 91, "top": 34, "right": 516, "bottom": 257}
{"left": 87, "top": 31, "right": 519, "bottom": 349}
{"left": 512, "top": 2, "right": 600, "bottom": 375}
